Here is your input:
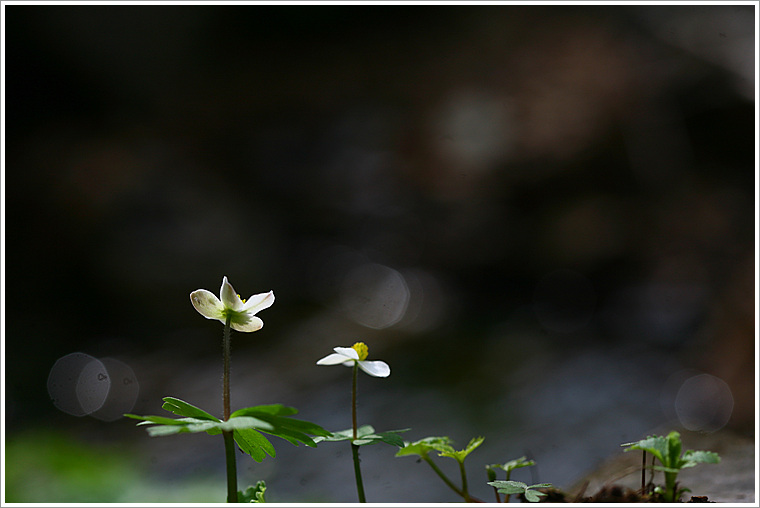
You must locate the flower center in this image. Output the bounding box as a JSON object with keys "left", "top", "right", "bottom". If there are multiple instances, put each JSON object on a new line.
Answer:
{"left": 351, "top": 342, "right": 369, "bottom": 361}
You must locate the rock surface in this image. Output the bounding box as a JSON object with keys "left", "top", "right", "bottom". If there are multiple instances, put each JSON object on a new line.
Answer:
{"left": 567, "top": 426, "right": 756, "bottom": 503}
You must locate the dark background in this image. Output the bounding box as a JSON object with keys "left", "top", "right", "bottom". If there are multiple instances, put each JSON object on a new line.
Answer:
{"left": 4, "top": 3, "right": 756, "bottom": 503}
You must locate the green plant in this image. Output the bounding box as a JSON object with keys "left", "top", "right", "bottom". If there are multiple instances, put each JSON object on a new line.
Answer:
{"left": 396, "top": 435, "right": 485, "bottom": 502}
{"left": 314, "top": 342, "right": 408, "bottom": 502}
{"left": 486, "top": 456, "right": 536, "bottom": 502}
{"left": 622, "top": 430, "right": 720, "bottom": 502}
{"left": 487, "top": 480, "right": 553, "bottom": 502}
{"left": 126, "top": 277, "right": 330, "bottom": 502}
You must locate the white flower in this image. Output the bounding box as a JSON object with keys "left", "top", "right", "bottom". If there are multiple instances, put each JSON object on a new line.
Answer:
{"left": 190, "top": 276, "right": 274, "bottom": 332}
{"left": 317, "top": 342, "right": 390, "bottom": 377}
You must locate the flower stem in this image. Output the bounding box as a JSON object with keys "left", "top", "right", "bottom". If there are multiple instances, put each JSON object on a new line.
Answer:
{"left": 458, "top": 460, "right": 472, "bottom": 502}
{"left": 351, "top": 443, "right": 367, "bottom": 503}
{"left": 350, "top": 363, "right": 366, "bottom": 502}
{"left": 223, "top": 315, "right": 232, "bottom": 420}
{"left": 421, "top": 454, "right": 465, "bottom": 498}
{"left": 352, "top": 363, "right": 358, "bottom": 440}
{"left": 222, "top": 315, "right": 237, "bottom": 503}
{"left": 223, "top": 430, "right": 238, "bottom": 502}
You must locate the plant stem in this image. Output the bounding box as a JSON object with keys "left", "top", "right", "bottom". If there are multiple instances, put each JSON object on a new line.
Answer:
{"left": 458, "top": 460, "right": 472, "bottom": 502}
{"left": 641, "top": 451, "right": 646, "bottom": 493}
{"left": 351, "top": 443, "right": 367, "bottom": 503}
{"left": 492, "top": 487, "right": 501, "bottom": 503}
{"left": 422, "top": 455, "right": 465, "bottom": 498}
{"left": 504, "top": 471, "right": 512, "bottom": 503}
{"left": 222, "top": 315, "right": 237, "bottom": 503}
{"left": 664, "top": 471, "right": 678, "bottom": 502}
{"left": 223, "top": 430, "right": 238, "bottom": 502}
{"left": 223, "top": 315, "right": 232, "bottom": 420}
{"left": 352, "top": 363, "right": 358, "bottom": 440}
{"left": 350, "top": 363, "right": 366, "bottom": 502}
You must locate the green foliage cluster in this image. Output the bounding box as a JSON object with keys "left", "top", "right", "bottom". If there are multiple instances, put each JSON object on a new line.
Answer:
{"left": 126, "top": 397, "right": 330, "bottom": 463}
{"left": 622, "top": 430, "right": 721, "bottom": 502}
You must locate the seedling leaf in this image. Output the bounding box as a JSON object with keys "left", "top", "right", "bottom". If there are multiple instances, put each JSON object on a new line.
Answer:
{"left": 238, "top": 481, "right": 267, "bottom": 502}
{"left": 396, "top": 436, "right": 454, "bottom": 458}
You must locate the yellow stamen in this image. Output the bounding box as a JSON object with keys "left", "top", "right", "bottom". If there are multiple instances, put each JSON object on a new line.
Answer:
{"left": 351, "top": 342, "right": 369, "bottom": 361}
{"left": 237, "top": 294, "right": 247, "bottom": 303}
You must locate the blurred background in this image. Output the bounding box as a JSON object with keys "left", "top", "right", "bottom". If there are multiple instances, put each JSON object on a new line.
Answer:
{"left": 3, "top": 3, "right": 756, "bottom": 503}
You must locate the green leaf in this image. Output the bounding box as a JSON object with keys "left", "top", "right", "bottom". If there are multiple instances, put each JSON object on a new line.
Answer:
{"left": 488, "top": 480, "right": 528, "bottom": 495}
{"left": 231, "top": 405, "right": 331, "bottom": 448}
{"left": 524, "top": 489, "right": 547, "bottom": 502}
{"left": 489, "top": 456, "right": 535, "bottom": 474}
{"left": 622, "top": 431, "right": 720, "bottom": 472}
{"left": 622, "top": 433, "right": 670, "bottom": 467}
{"left": 231, "top": 404, "right": 299, "bottom": 418}
{"left": 233, "top": 429, "right": 275, "bottom": 462}
{"left": 218, "top": 417, "right": 275, "bottom": 432}
{"left": 439, "top": 436, "right": 484, "bottom": 463}
{"left": 127, "top": 402, "right": 330, "bottom": 461}
{"left": 314, "top": 425, "right": 409, "bottom": 447}
{"left": 161, "top": 397, "right": 220, "bottom": 421}
{"left": 396, "top": 436, "right": 454, "bottom": 458}
{"left": 238, "top": 481, "right": 267, "bottom": 503}
{"left": 652, "top": 464, "right": 682, "bottom": 474}
{"left": 125, "top": 415, "right": 274, "bottom": 440}
{"left": 488, "top": 481, "right": 552, "bottom": 503}
{"left": 125, "top": 414, "right": 197, "bottom": 426}
{"left": 682, "top": 450, "right": 721, "bottom": 467}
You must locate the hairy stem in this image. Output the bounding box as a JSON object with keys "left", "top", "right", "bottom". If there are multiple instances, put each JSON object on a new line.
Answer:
{"left": 222, "top": 315, "right": 237, "bottom": 502}
{"left": 223, "top": 315, "right": 232, "bottom": 420}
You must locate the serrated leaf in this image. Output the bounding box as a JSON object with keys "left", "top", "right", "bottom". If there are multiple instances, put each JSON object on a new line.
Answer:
{"left": 313, "top": 425, "right": 373, "bottom": 443}
{"left": 488, "top": 480, "right": 528, "bottom": 495}
{"left": 439, "top": 436, "right": 484, "bottom": 463}
{"left": 623, "top": 434, "right": 669, "bottom": 466}
{"left": 231, "top": 405, "right": 331, "bottom": 447}
{"left": 233, "top": 428, "right": 275, "bottom": 462}
{"left": 373, "top": 429, "right": 408, "bottom": 447}
{"left": 161, "top": 397, "right": 220, "bottom": 421}
{"left": 231, "top": 404, "right": 299, "bottom": 418}
{"left": 239, "top": 481, "right": 267, "bottom": 502}
{"left": 499, "top": 456, "right": 535, "bottom": 473}
{"left": 525, "top": 490, "right": 546, "bottom": 502}
{"left": 682, "top": 450, "right": 721, "bottom": 467}
{"left": 125, "top": 414, "right": 196, "bottom": 425}
{"left": 314, "top": 425, "right": 409, "bottom": 447}
{"left": 396, "top": 436, "right": 454, "bottom": 458}
{"left": 126, "top": 414, "right": 274, "bottom": 438}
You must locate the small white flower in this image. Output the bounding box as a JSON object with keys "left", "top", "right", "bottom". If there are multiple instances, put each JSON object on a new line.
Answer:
{"left": 190, "top": 276, "right": 274, "bottom": 332}
{"left": 317, "top": 342, "right": 390, "bottom": 377}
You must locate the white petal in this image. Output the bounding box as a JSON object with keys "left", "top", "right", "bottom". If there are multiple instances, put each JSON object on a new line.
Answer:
{"left": 242, "top": 291, "right": 275, "bottom": 314}
{"left": 190, "top": 290, "right": 225, "bottom": 321}
{"left": 358, "top": 360, "right": 390, "bottom": 377}
{"left": 333, "top": 347, "right": 359, "bottom": 360}
{"left": 230, "top": 315, "right": 264, "bottom": 333}
{"left": 316, "top": 352, "right": 353, "bottom": 365}
{"left": 220, "top": 276, "right": 244, "bottom": 311}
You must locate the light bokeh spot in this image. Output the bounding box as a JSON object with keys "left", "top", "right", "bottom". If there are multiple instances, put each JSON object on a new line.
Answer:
{"left": 47, "top": 352, "right": 139, "bottom": 421}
